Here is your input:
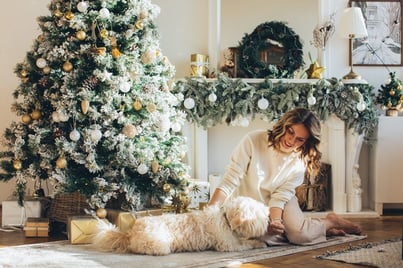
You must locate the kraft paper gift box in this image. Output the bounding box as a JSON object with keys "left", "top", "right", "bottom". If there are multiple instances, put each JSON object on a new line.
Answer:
{"left": 188, "top": 179, "right": 210, "bottom": 209}
{"left": 68, "top": 216, "right": 101, "bottom": 244}
{"left": 2, "top": 199, "right": 43, "bottom": 227}
{"left": 106, "top": 209, "right": 136, "bottom": 232}
{"left": 24, "top": 217, "right": 49, "bottom": 237}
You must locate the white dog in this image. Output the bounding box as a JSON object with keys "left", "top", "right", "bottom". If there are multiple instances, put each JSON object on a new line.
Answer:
{"left": 94, "top": 196, "right": 269, "bottom": 255}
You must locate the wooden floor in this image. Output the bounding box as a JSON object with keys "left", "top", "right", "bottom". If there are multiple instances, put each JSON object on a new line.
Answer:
{"left": 0, "top": 206, "right": 402, "bottom": 268}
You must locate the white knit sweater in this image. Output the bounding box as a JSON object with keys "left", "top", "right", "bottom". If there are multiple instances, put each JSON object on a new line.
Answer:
{"left": 217, "top": 129, "right": 306, "bottom": 209}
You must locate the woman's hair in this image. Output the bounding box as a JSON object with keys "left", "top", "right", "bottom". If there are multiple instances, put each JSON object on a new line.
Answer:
{"left": 268, "top": 107, "right": 322, "bottom": 176}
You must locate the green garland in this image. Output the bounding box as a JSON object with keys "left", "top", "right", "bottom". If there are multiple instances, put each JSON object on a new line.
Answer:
{"left": 173, "top": 73, "right": 379, "bottom": 137}
{"left": 237, "top": 21, "right": 304, "bottom": 79}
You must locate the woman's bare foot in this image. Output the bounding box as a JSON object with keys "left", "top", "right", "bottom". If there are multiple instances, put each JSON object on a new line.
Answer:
{"left": 325, "top": 212, "right": 362, "bottom": 235}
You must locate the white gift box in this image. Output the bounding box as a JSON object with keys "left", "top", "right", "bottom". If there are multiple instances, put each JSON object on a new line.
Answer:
{"left": 2, "top": 200, "right": 42, "bottom": 227}
{"left": 188, "top": 180, "right": 210, "bottom": 209}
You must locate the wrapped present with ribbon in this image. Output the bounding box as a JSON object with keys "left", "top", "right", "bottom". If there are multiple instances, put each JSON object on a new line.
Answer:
{"left": 188, "top": 179, "right": 210, "bottom": 209}
{"left": 106, "top": 209, "right": 136, "bottom": 232}
{"left": 24, "top": 217, "right": 49, "bottom": 237}
{"left": 190, "top": 54, "right": 209, "bottom": 77}
{"left": 68, "top": 216, "right": 103, "bottom": 244}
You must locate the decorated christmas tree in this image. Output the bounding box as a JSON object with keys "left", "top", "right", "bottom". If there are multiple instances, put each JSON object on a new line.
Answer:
{"left": 0, "top": 0, "right": 190, "bottom": 210}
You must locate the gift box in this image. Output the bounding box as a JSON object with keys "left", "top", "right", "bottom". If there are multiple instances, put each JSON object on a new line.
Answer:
{"left": 188, "top": 179, "right": 210, "bottom": 209}
{"left": 106, "top": 209, "right": 136, "bottom": 232}
{"left": 68, "top": 216, "right": 100, "bottom": 244}
{"left": 23, "top": 217, "right": 49, "bottom": 237}
{"left": 2, "top": 199, "right": 43, "bottom": 227}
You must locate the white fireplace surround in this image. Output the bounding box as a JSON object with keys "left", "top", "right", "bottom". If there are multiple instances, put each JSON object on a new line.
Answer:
{"left": 184, "top": 91, "right": 365, "bottom": 214}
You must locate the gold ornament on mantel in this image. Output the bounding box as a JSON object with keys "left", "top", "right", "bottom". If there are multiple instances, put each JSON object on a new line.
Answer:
{"left": 63, "top": 61, "right": 73, "bottom": 72}
{"left": 305, "top": 61, "right": 325, "bottom": 79}
{"left": 13, "top": 159, "right": 22, "bottom": 170}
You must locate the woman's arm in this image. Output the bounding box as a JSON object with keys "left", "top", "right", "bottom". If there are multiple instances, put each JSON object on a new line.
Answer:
{"left": 208, "top": 188, "right": 227, "bottom": 206}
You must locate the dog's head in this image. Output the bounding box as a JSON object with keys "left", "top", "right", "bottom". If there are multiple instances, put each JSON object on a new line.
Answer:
{"left": 223, "top": 196, "right": 269, "bottom": 239}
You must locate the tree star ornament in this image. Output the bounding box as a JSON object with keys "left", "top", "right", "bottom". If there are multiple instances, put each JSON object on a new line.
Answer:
{"left": 305, "top": 61, "right": 325, "bottom": 79}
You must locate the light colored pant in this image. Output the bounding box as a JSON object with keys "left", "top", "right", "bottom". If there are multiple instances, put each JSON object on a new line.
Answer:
{"left": 261, "top": 196, "right": 327, "bottom": 245}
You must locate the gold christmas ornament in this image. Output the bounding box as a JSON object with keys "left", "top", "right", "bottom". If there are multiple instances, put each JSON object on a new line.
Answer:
{"left": 151, "top": 160, "right": 159, "bottom": 173}
{"left": 63, "top": 61, "right": 73, "bottom": 72}
{"left": 64, "top": 11, "right": 74, "bottom": 20}
{"left": 305, "top": 61, "right": 325, "bottom": 79}
{"left": 389, "top": 90, "right": 396, "bottom": 96}
{"left": 22, "top": 114, "right": 32, "bottom": 124}
{"left": 133, "top": 99, "right": 142, "bottom": 111}
{"left": 76, "top": 30, "right": 86, "bottom": 41}
{"left": 20, "top": 70, "right": 28, "bottom": 77}
{"left": 13, "top": 159, "right": 22, "bottom": 170}
{"left": 91, "top": 46, "right": 106, "bottom": 56}
{"left": 146, "top": 103, "right": 156, "bottom": 113}
{"left": 122, "top": 124, "right": 138, "bottom": 138}
{"left": 54, "top": 9, "right": 63, "bottom": 18}
{"left": 96, "top": 208, "right": 107, "bottom": 219}
{"left": 43, "top": 66, "right": 51, "bottom": 74}
{"left": 163, "top": 183, "right": 171, "bottom": 192}
{"left": 56, "top": 156, "right": 67, "bottom": 169}
{"left": 31, "top": 109, "right": 41, "bottom": 120}
{"left": 111, "top": 47, "right": 121, "bottom": 58}
{"left": 81, "top": 99, "right": 89, "bottom": 114}
{"left": 135, "top": 20, "right": 144, "bottom": 30}
{"left": 99, "top": 29, "right": 109, "bottom": 39}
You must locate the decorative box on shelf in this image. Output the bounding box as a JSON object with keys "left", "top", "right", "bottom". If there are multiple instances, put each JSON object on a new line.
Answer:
{"left": 1, "top": 197, "right": 47, "bottom": 227}
{"left": 23, "top": 217, "right": 49, "bottom": 237}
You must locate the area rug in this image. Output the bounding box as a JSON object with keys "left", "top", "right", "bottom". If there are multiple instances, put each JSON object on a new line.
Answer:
{"left": 316, "top": 237, "right": 403, "bottom": 268}
{"left": 0, "top": 235, "right": 366, "bottom": 268}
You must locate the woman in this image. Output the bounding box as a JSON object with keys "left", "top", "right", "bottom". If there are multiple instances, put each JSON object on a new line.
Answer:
{"left": 209, "top": 107, "right": 361, "bottom": 245}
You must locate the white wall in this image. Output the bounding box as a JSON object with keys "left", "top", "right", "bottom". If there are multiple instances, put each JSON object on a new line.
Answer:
{"left": 1, "top": 0, "right": 401, "bottom": 203}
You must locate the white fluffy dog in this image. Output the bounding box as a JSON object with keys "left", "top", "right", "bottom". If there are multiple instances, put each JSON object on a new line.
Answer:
{"left": 94, "top": 196, "right": 269, "bottom": 255}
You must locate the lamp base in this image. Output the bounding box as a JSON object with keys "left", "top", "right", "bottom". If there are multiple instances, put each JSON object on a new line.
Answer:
{"left": 343, "top": 70, "right": 362, "bottom": 80}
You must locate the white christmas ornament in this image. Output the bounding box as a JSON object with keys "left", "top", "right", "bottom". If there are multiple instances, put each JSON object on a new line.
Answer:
{"left": 356, "top": 101, "right": 366, "bottom": 111}
{"left": 120, "top": 81, "right": 131, "bottom": 93}
{"left": 36, "top": 58, "right": 47, "bottom": 69}
{"left": 257, "top": 97, "right": 269, "bottom": 110}
{"left": 184, "top": 97, "right": 195, "bottom": 109}
{"left": 159, "top": 115, "right": 171, "bottom": 133}
{"left": 208, "top": 92, "right": 217, "bottom": 102}
{"left": 99, "top": 7, "right": 110, "bottom": 19}
{"left": 69, "top": 129, "right": 81, "bottom": 141}
{"left": 90, "top": 129, "right": 102, "bottom": 142}
{"left": 307, "top": 95, "right": 317, "bottom": 106}
{"left": 171, "top": 122, "right": 182, "bottom": 132}
{"left": 77, "top": 1, "right": 89, "bottom": 13}
{"left": 137, "top": 163, "right": 148, "bottom": 174}
{"left": 239, "top": 117, "right": 250, "bottom": 127}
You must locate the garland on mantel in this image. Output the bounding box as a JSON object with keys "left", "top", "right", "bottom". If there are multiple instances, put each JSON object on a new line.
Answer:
{"left": 173, "top": 73, "right": 379, "bottom": 137}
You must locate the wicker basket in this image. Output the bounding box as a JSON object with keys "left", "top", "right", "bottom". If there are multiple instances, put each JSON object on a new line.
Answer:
{"left": 48, "top": 192, "right": 91, "bottom": 223}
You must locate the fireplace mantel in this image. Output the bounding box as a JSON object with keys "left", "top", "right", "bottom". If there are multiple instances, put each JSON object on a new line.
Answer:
{"left": 176, "top": 77, "right": 379, "bottom": 213}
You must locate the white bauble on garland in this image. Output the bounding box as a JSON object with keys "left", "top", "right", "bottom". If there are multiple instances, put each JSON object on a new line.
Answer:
{"left": 184, "top": 97, "right": 195, "bottom": 109}
{"left": 257, "top": 97, "right": 269, "bottom": 110}
{"left": 171, "top": 122, "right": 182, "bottom": 132}
{"left": 239, "top": 117, "right": 250, "bottom": 127}
{"left": 208, "top": 92, "right": 217, "bottom": 102}
{"left": 307, "top": 95, "right": 317, "bottom": 106}
{"left": 120, "top": 81, "right": 131, "bottom": 93}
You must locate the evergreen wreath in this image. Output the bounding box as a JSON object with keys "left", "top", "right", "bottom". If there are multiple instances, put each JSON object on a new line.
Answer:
{"left": 237, "top": 21, "right": 304, "bottom": 79}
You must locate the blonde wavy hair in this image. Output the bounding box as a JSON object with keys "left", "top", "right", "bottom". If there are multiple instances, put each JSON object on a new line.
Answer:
{"left": 267, "top": 108, "right": 322, "bottom": 176}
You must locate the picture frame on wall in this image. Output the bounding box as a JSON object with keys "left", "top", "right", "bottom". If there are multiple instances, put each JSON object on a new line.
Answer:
{"left": 349, "top": 0, "right": 402, "bottom": 66}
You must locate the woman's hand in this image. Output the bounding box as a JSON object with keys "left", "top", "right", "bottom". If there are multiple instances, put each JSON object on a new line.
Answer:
{"left": 267, "top": 219, "right": 285, "bottom": 235}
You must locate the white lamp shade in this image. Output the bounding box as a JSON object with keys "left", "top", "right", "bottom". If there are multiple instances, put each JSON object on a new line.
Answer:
{"left": 339, "top": 7, "right": 368, "bottom": 38}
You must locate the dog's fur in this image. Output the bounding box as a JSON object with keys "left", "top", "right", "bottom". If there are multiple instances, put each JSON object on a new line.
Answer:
{"left": 94, "top": 196, "right": 269, "bottom": 255}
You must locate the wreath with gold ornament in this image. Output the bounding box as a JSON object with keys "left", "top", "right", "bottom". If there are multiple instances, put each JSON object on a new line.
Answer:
{"left": 237, "top": 21, "right": 304, "bottom": 78}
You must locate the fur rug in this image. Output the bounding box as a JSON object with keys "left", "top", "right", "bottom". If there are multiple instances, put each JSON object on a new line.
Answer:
{"left": 0, "top": 235, "right": 366, "bottom": 268}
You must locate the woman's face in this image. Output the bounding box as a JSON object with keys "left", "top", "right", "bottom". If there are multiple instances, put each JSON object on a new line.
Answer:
{"left": 279, "top": 123, "right": 310, "bottom": 153}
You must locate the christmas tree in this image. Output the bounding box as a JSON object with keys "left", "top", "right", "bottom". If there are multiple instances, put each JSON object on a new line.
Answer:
{"left": 0, "top": 0, "right": 190, "bottom": 210}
